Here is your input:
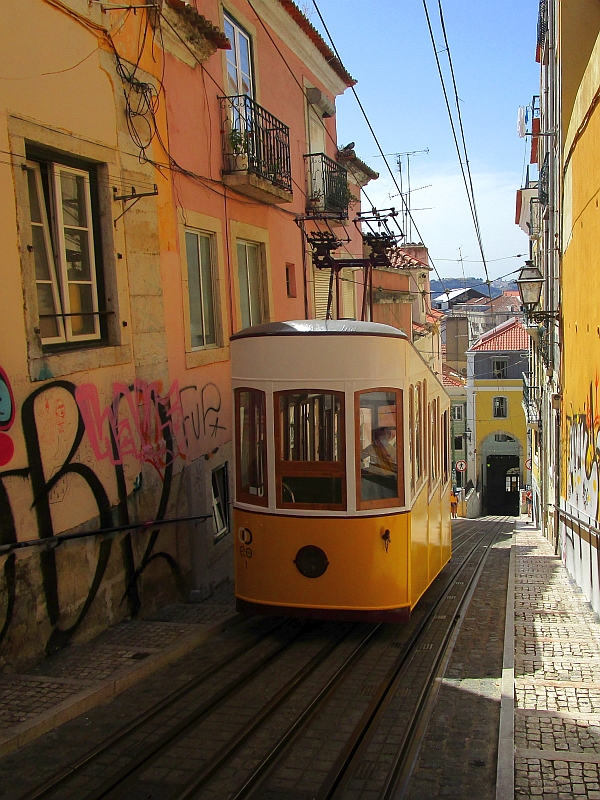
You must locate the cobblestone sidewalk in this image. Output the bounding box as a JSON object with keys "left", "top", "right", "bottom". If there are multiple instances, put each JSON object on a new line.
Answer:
{"left": 0, "top": 581, "right": 237, "bottom": 757}
{"left": 515, "top": 523, "right": 600, "bottom": 799}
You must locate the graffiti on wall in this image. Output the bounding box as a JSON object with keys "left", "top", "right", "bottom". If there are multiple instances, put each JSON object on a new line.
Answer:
{"left": 0, "top": 368, "right": 225, "bottom": 655}
{"left": 566, "top": 378, "right": 600, "bottom": 522}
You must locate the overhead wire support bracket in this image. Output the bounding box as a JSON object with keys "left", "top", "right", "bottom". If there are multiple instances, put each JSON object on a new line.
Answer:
{"left": 112, "top": 184, "right": 158, "bottom": 227}
{"left": 91, "top": 2, "right": 157, "bottom": 11}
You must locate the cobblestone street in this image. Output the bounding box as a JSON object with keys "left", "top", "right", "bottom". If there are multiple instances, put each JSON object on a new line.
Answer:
{"left": 4, "top": 520, "right": 600, "bottom": 799}
{"left": 515, "top": 523, "right": 600, "bottom": 799}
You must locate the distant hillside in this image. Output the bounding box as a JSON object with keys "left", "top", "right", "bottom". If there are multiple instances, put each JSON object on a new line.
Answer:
{"left": 430, "top": 277, "right": 518, "bottom": 299}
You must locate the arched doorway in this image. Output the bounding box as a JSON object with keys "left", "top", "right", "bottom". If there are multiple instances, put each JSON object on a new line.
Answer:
{"left": 481, "top": 432, "right": 523, "bottom": 515}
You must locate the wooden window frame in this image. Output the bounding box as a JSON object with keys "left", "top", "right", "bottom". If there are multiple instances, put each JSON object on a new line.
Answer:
{"left": 237, "top": 239, "right": 265, "bottom": 329}
{"left": 492, "top": 358, "right": 508, "bottom": 380}
{"left": 493, "top": 395, "right": 508, "bottom": 419}
{"left": 223, "top": 12, "right": 254, "bottom": 98}
{"left": 234, "top": 387, "right": 268, "bottom": 507}
{"left": 355, "top": 388, "right": 404, "bottom": 511}
{"left": 285, "top": 262, "right": 297, "bottom": 298}
{"left": 274, "top": 389, "right": 346, "bottom": 511}
{"left": 27, "top": 160, "right": 102, "bottom": 346}
{"left": 184, "top": 229, "right": 219, "bottom": 350}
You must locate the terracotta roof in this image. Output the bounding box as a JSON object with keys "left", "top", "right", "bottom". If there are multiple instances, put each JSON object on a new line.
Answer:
{"left": 387, "top": 248, "right": 430, "bottom": 270}
{"left": 442, "top": 367, "right": 465, "bottom": 387}
{"left": 468, "top": 317, "right": 529, "bottom": 352}
{"left": 166, "top": 0, "right": 231, "bottom": 48}
{"left": 277, "top": 0, "right": 356, "bottom": 87}
{"left": 337, "top": 149, "right": 379, "bottom": 181}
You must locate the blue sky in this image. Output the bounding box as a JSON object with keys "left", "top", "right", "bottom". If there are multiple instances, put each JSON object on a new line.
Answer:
{"left": 307, "top": 0, "right": 540, "bottom": 280}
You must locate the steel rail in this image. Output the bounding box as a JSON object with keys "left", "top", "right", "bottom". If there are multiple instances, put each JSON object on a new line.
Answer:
{"left": 172, "top": 623, "right": 378, "bottom": 800}
{"left": 382, "top": 519, "right": 509, "bottom": 799}
{"left": 18, "top": 618, "right": 290, "bottom": 800}
{"left": 314, "top": 518, "right": 508, "bottom": 800}
{"left": 78, "top": 621, "right": 321, "bottom": 800}
{"left": 321, "top": 517, "right": 509, "bottom": 800}
{"left": 224, "top": 519, "right": 505, "bottom": 800}
{"left": 144, "top": 528, "right": 483, "bottom": 800}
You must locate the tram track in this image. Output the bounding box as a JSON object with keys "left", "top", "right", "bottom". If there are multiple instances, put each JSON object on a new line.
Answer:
{"left": 17, "top": 617, "right": 314, "bottom": 800}
{"left": 18, "top": 518, "right": 508, "bottom": 800}
{"left": 218, "top": 517, "right": 510, "bottom": 800}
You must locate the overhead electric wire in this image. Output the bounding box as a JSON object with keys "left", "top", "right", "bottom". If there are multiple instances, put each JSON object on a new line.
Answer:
{"left": 244, "top": 0, "right": 378, "bottom": 217}
{"left": 310, "top": 0, "right": 453, "bottom": 302}
{"left": 422, "top": 0, "right": 494, "bottom": 310}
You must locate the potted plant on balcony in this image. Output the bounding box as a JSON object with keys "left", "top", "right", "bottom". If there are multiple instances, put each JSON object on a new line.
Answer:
{"left": 307, "top": 189, "right": 324, "bottom": 212}
{"left": 227, "top": 127, "right": 248, "bottom": 171}
{"left": 331, "top": 182, "right": 358, "bottom": 214}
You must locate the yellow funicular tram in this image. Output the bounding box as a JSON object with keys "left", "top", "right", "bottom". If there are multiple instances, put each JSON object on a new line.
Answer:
{"left": 231, "top": 319, "right": 451, "bottom": 622}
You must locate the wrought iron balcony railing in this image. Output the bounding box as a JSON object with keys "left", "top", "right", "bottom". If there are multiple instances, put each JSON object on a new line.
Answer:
{"left": 220, "top": 95, "right": 292, "bottom": 193}
{"left": 529, "top": 196, "right": 541, "bottom": 238}
{"left": 522, "top": 373, "right": 541, "bottom": 426}
{"left": 523, "top": 373, "right": 540, "bottom": 407}
{"left": 539, "top": 153, "right": 549, "bottom": 206}
{"left": 304, "top": 153, "right": 350, "bottom": 215}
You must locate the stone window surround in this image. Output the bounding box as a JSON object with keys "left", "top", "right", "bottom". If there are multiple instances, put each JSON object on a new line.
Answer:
{"left": 9, "top": 115, "right": 132, "bottom": 382}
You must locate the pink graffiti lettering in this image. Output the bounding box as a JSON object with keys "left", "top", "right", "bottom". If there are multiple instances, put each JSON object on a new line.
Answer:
{"left": 75, "top": 380, "right": 186, "bottom": 479}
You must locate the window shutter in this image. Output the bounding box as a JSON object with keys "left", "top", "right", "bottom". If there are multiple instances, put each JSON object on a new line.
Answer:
{"left": 341, "top": 268, "right": 355, "bottom": 318}
{"left": 314, "top": 268, "right": 334, "bottom": 319}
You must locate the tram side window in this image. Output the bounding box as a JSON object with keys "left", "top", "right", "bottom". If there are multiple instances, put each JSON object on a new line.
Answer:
{"left": 442, "top": 410, "right": 450, "bottom": 483}
{"left": 235, "top": 389, "right": 267, "bottom": 506}
{"left": 276, "top": 391, "right": 345, "bottom": 509}
{"left": 356, "top": 390, "right": 404, "bottom": 509}
{"left": 415, "top": 383, "right": 422, "bottom": 482}
{"left": 409, "top": 385, "right": 415, "bottom": 491}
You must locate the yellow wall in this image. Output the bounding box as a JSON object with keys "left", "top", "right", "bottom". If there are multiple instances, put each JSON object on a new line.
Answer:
{"left": 474, "top": 381, "right": 527, "bottom": 450}
{"left": 561, "top": 24, "right": 600, "bottom": 523}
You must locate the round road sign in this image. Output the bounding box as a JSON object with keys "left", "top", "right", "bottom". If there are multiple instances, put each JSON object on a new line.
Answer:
{"left": 455, "top": 459, "right": 467, "bottom": 473}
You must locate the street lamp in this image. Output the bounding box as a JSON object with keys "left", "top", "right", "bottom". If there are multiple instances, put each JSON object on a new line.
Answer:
{"left": 516, "top": 260, "right": 559, "bottom": 322}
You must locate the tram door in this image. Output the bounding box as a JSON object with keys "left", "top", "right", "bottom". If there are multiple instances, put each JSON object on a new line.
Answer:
{"left": 485, "top": 455, "right": 520, "bottom": 515}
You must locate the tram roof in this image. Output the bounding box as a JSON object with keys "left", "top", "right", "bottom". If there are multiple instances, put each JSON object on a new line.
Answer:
{"left": 230, "top": 319, "right": 409, "bottom": 341}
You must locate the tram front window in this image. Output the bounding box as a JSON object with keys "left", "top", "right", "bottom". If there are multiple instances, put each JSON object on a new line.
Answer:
{"left": 276, "top": 391, "right": 345, "bottom": 509}
{"left": 357, "top": 390, "right": 403, "bottom": 508}
{"left": 235, "top": 388, "right": 267, "bottom": 506}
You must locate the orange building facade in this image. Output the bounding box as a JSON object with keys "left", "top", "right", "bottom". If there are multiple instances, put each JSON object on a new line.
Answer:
{"left": 0, "top": 0, "right": 371, "bottom": 669}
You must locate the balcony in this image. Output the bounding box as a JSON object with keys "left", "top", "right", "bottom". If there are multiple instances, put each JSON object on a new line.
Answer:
{"left": 304, "top": 153, "right": 350, "bottom": 217}
{"left": 522, "top": 373, "right": 541, "bottom": 428}
{"left": 220, "top": 95, "right": 293, "bottom": 204}
{"left": 529, "top": 196, "right": 541, "bottom": 239}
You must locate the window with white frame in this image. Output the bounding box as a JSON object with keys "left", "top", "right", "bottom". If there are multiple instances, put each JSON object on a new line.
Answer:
{"left": 212, "top": 463, "right": 230, "bottom": 543}
{"left": 492, "top": 358, "right": 508, "bottom": 379}
{"left": 224, "top": 13, "right": 253, "bottom": 97}
{"left": 185, "top": 230, "right": 217, "bottom": 349}
{"left": 237, "top": 240, "right": 264, "bottom": 329}
{"left": 454, "top": 435, "right": 464, "bottom": 451}
{"left": 493, "top": 396, "right": 508, "bottom": 418}
{"left": 452, "top": 404, "right": 464, "bottom": 421}
{"left": 26, "top": 158, "right": 102, "bottom": 345}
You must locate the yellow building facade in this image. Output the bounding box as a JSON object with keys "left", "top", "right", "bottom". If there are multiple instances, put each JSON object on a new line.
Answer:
{"left": 466, "top": 319, "right": 528, "bottom": 516}
{"left": 557, "top": 1, "right": 600, "bottom": 610}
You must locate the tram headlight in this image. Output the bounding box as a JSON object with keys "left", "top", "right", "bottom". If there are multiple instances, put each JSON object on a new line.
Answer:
{"left": 294, "top": 545, "right": 329, "bottom": 578}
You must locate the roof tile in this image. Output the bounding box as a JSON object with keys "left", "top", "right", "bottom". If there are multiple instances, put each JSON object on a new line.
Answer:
{"left": 468, "top": 317, "right": 529, "bottom": 352}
